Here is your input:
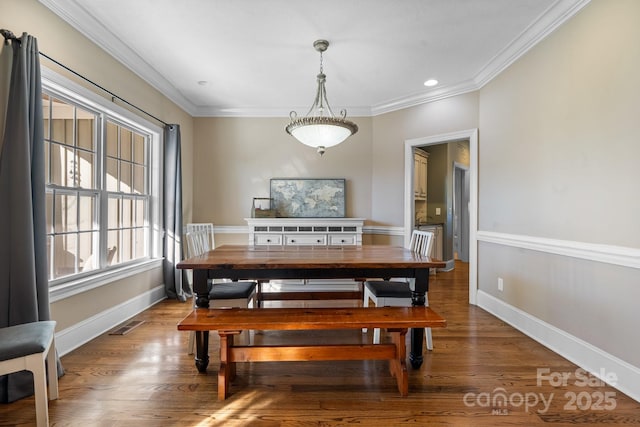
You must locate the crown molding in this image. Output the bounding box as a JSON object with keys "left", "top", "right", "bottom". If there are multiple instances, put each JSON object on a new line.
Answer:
{"left": 38, "top": 0, "right": 198, "bottom": 116}
{"left": 193, "top": 105, "right": 373, "bottom": 118}
{"left": 39, "top": 0, "right": 590, "bottom": 118}
{"left": 371, "top": 79, "right": 479, "bottom": 116}
{"left": 371, "top": 0, "right": 591, "bottom": 116}
{"left": 473, "top": 0, "right": 592, "bottom": 88}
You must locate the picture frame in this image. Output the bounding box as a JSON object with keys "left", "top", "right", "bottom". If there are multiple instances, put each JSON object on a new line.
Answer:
{"left": 270, "top": 178, "right": 346, "bottom": 218}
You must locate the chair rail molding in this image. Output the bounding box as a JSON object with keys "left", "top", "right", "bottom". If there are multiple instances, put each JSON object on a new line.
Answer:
{"left": 477, "top": 230, "right": 640, "bottom": 270}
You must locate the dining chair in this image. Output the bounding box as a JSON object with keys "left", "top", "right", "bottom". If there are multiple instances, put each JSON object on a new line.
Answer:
{"left": 362, "top": 229, "right": 435, "bottom": 350}
{"left": 0, "top": 321, "right": 58, "bottom": 426}
{"left": 184, "top": 225, "right": 259, "bottom": 354}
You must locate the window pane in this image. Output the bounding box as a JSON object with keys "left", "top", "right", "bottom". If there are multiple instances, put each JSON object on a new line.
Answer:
{"left": 107, "top": 245, "right": 118, "bottom": 266}
{"left": 135, "top": 199, "right": 145, "bottom": 227}
{"left": 78, "top": 231, "right": 96, "bottom": 272}
{"left": 50, "top": 98, "right": 73, "bottom": 144}
{"left": 106, "top": 121, "right": 118, "bottom": 157}
{"left": 133, "top": 165, "right": 145, "bottom": 194}
{"left": 133, "top": 134, "right": 145, "bottom": 164}
{"left": 76, "top": 117, "right": 94, "bottom": 150}
{"left": 108, "top": 230, "right": 119, "bottom": 263}
{"left": 54, "top": 193, "right": 77, "bottom": 233}
{"left": 121, "top": 228, "right": 133, "bottom": 262}
{"left": 46, "top": 236, "right": 53, "bottom": 279}
{"left": 45, "top": 192, "right": 53, "bottom": 233}
{"left": 108, "top": 197, "right": 120, "bottom": 229}
{"left": 50, "top": 144, "right": 74, "bottom": 187}
{"left": 122, "top": 198, "right": 133, "bottom": 228}
{"left": 78, "top": 195, "right": 96, "bottom": 232}
{"left": 120, "top": 128, "right": 132, "bottom": 161}
{"left": 106, "top": 158, "right": 118, "bottom": 192}
{"left": 135, "top": 228, "right": 145, "bottom": 259}
{"left": 53, "top": 233, "right": 78, "bottom": 278}
{"left": 76, "top": 151, "right": 95, "bottom": 189}
{"left": 120, "top": 162, "right": 132, "bottom": 193}
{"left": 44, "top": 141, "right": 50, "bottom": 183}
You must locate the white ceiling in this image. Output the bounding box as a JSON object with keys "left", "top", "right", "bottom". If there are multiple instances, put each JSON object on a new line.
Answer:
{"left": 40, "top": 0, "right": 589, "bottom": 117}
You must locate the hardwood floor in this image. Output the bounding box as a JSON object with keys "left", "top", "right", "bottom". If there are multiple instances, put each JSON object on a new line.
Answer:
{"left": 2, "top": 261, "right": 639, "bottom": 426}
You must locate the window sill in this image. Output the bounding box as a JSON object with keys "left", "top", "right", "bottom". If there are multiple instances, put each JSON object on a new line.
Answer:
{"left": 49, "top": 258, "right": 163, "bottom": 303}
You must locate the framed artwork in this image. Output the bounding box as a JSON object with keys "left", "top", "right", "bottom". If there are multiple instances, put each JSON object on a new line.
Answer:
{"left": 270, "top": 178, "right": 346, "bottom": 218}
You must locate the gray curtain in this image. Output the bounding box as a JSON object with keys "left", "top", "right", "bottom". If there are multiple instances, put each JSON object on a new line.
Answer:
{"left": 163, "top": 124, "right": 189, "bottom": 301}
{"left": 0, "top": 32, "right": 62, "bottom": 403}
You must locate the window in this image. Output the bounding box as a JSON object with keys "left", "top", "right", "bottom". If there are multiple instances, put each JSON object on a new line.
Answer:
{"left": 42, "top": 71, "right": 161, "bottom": 290}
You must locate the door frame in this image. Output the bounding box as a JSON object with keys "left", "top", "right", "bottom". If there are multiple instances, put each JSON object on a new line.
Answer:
{"left": 453, "top": 162, "right": 470, "bottom": 262}
{"left": 404, "top": 129, "right": 478, "bottom": 305}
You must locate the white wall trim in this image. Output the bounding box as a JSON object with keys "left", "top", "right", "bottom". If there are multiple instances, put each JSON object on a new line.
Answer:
{"left": 55, "top": 285, "right": 166, "bottom": 356}
{"left": 363, "top": 225, "right": 404, "bottom": 236}
{"left": 477, "top": 290, "right": 640, "bottom": 403}
{"left": 477, "top": 231, "right": 640, "bottom": 269}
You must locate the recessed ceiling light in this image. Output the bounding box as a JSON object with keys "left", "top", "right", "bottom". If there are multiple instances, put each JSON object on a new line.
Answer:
{"left": 424, "top": 79, "right": 438, "bottom": 87}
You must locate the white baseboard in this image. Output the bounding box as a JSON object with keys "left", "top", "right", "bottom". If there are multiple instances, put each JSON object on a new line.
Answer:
{"left": 55, "top": 285, "right": 167, "bottom": 356}
{"left": 477, "top": 290, "right": 640, "bottom": 403}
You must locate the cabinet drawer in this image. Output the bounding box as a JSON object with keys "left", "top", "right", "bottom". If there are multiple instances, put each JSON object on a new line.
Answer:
{"left": 328, "top": 234, "right": 357, "bottom": 245}
{"left": 285, "top": 234, "right": 327, "bottom": 245}
{"left": 255, "top": 234, "right": 283, "bottom": 245}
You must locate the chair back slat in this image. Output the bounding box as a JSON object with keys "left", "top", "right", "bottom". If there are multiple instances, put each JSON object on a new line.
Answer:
{"left": 185, "top": 223, "right": 215, "bottom": 249}
{"left": 409, "top": 230, "right": 434, "bottom": 257}
{"left": 185, "top": 229, "right": 212, "bottom": 258}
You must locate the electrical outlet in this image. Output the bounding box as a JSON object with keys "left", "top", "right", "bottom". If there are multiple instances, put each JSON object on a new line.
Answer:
{"left": 435, "top": 207, "right": 441, "bottom": 215}
{"left": 498, "top": 277, "right": 504, "bottom": 292}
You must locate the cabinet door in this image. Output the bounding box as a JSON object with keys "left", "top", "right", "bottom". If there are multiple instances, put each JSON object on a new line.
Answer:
{"left": 414, "top": 153, "right": 428, "bottom": 197}
{"left": 414, "top": 156, "right": 421, "bottom": 196}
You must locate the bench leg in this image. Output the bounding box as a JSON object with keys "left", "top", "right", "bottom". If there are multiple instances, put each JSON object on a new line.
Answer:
{"left": 389, "top": 329, "right": 409, "bottom": 397}
{"left": 218, "top": 332, "right": 239, "bottom": 400}
{"left": 195, "top": 331, "right": 209, "bottom": 373}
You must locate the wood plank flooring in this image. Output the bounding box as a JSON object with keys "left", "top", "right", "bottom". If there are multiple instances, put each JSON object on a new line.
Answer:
{"left": 2, "top": 261, "right": 639, "bottom": 426}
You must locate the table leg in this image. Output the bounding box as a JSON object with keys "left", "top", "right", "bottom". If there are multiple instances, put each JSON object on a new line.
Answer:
{"left": 409, "top": 269, "right": 430, "bottom": 369}
{"left": 193, "top": 269, "right": 210, "bottom": 372}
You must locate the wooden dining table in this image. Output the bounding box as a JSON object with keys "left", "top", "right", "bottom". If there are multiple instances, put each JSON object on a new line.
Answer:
{"left": 177, "top": 244, "right": 446, "bottom": 372}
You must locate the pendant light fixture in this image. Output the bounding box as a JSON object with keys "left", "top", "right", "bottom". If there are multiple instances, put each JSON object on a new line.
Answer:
{"left": 286, "top": 40, "right": 358, "bottom": 156}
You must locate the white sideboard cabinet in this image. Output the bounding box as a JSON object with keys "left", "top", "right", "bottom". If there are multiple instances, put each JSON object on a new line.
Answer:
{"left": 245, "top": 218, "right": 365, "bottom": 294}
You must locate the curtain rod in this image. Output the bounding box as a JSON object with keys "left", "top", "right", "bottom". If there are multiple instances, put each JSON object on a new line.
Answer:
{"left": 1, "top": 28, "right": 172, "bottom": 129}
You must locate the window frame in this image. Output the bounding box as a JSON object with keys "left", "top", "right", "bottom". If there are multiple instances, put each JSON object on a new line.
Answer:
{"left": 42, "top": 67, "right": 163, "bottom": 303}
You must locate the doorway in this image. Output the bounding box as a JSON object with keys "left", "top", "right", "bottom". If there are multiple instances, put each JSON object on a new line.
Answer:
{"left": 454, "top": 163, "right": 470, "bottom": 262}
{"left": 403, "top": 129, "right": 478, "bottom": 305}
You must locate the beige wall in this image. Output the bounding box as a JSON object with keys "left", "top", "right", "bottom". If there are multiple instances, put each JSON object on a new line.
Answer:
{"left": 2, "top": 0, "right": 194, "bottom": 332}
{"left": 478, "top": 0, "right": 640, "bottom": 366}
{"left": 192, "top": 93, "right": 478, "bottom": 247}
{"left": 192, "top": 116, "right": 373, "bottom": 244}
{"left": 371, "top": 93, "right": 479, "bottom": 230}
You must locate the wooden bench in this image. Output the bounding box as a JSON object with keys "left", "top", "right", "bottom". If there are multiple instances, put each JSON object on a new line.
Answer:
{"left": 178, "top": 306, "right": 446, "bottom": 400}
